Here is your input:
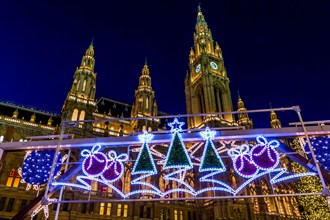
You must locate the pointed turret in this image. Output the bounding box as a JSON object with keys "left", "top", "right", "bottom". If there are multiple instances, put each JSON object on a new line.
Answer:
{"left": 12, "top": 109, "right": 19, "bottom": 119}
{"left": 68, "top": 41, "right": 96, "bottom": 100}
{"left": 131, "top": 60, "right": 159, "bottom": 131}
{"left": 185, "top": 5, "right": 234, "bottom": 128}
{"left": 237, "top": 92, "right": 253, "bottom": 129}
{"left": 47, "top": 117, "right": 53, "bottom": 126}
{"left": 270, "top": 103, "right": 281, "bottom": 128}
{"left": 30, "top": 113, "right": 36, "bottom": 122}
{"left": 194, "top": 4, "right": 214, "bottom": 55}
{"left": 61, "top": 41, "right": 97, "bottom": 135}
{"left": 80, "top": 42, "right": 95, "bottom": 70}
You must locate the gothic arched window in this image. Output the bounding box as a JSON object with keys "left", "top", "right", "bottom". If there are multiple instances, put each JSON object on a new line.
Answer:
{"left": 82, "top": 79, "right": 87, "bottom": 92}
{"left": 6, "top": 168, "right": 20, "bottom": 188}
{"left": 71, "top": 109, "right": 79, "bottom": 121}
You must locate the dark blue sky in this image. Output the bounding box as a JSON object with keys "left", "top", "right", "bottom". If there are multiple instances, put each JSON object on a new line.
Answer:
{"left": 1, "top": 0, "right": 329, "bottom": 127}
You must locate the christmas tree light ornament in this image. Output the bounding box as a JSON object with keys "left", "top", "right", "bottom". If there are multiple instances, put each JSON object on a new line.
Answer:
{"left": 199, "top": 127, "right": 226, "bottom": 172}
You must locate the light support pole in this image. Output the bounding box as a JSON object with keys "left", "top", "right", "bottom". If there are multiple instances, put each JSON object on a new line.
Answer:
{"left": 42, "top": 120, "right": 67, "bottom": 207}
{"left": 294, "top": 106, "right": 330, "bottom": 196}
{"left": 54, "top": 149, "right": 71, "bottom": 219}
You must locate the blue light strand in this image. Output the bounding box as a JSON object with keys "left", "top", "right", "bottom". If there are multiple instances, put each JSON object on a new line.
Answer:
{"left": 163, "top": 169, "right": 195, "bottom": 194}
{"left": 305, "top": 136, "right": 330, "bottom": 173}
{"left": 52, "top": 135, "right": 318, "bottom": 199}
{"left": 270, "top": 171, "right": 317, "bottom": 184}
{"left": 21, "top": 150, "right": 63, "bottom": 188}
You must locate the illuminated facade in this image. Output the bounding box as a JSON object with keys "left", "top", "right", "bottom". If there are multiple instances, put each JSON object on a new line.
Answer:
{"left": 0, "top": 5, "right": 323, "bottom": 220}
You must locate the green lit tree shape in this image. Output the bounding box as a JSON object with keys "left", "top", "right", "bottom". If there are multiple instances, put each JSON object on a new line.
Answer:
{"left": 199, "top": 139, "right": 225, "bottom": 172}
{"left": 132, "top": 142, "right": 157, "bottom": 174}
{"left": 164, "top": 132, "right": 192, "bottom": 169}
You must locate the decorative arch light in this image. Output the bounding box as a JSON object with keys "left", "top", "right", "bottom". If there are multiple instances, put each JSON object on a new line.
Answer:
{"left": 51, "top": 123, "right": 317, "bottom": 198}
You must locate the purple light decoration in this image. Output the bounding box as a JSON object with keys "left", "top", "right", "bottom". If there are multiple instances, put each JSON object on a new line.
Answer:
{"left": 101, "top": 150, "right": 128, "bottom": 182}
{"left": 81, "top": 144, "right": 107, "bottom": 177}
{"left": 250, "top": 136, "right": 280, "bottom": 170}
{"left": 228, "top": 145, "right": 259, "bottom": 178}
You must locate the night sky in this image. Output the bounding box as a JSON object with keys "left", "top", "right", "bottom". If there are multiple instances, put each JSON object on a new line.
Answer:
{"left": 1, "top": 0, "right": 329, "bottom": 128}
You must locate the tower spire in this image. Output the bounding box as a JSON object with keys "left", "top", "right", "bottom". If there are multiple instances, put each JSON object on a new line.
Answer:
{"left": 185, "top": 4, "right": 233, "bottom": 128}
{"left": 62, "top": 42, "right": 97, "bottom": 126}
{"left": 131, "top": 61, "right": 159, "bottom": 131}
{"left": 145, "top": 57, "right": 148, "bottom": 65}
{"left": 270, "top": 103, "right": 282, "bottom": 128}
{"left": 237, "top": 95, "right": 253, "bottom": 129}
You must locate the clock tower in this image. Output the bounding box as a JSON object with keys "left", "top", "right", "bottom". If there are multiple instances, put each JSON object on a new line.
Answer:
{"left": 185, "top": 5, "right": 235, "bottom": 128}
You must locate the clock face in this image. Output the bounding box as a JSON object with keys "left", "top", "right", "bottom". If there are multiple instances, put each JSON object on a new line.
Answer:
{"left": 210, "top": 61, "right": 218, "bottom": 70}
{"left": 195, "top": 64, "right": 201, "bottom": 73}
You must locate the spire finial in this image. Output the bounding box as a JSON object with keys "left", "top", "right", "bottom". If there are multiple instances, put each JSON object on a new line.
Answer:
{"left": 237, "top": 90, "right": 240, "bottom": 99}
{"left": 198, "top": 2, "right": 202, "bottom": 12}
{"left": 269, "top": 102, "right": 272, "bottom": 109}
{"left": 145, "top": 57, "right": 148, "bottom": 65}
{"left": 91, "top": 37, "right": 94, "bottom": 46}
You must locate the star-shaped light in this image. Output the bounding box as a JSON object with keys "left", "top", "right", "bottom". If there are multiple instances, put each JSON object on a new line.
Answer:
{"left": 201, "top": 127, "right": 216, "bottom": 140}
{"left": 168, "top": 118, "right": 185, "bottom": 132}
{"left": 138, "top": 130, "right": 153, "bottom": 143}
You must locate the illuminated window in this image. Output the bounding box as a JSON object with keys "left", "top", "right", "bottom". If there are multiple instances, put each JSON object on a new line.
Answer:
{"left": 79, "top": 110, "right": 85, "bottom": 121}
{"left": 6, "top": 169, "right": 20, "bottom": 188}
{"left": 117, "top": 204, "right": 122, "bottom": 216}
{"left": 180, "top": 210, "right": 183, "bottom": 220}
{"left": 13, "top": 174, "right": 20, "bottom": 188}
{"left": 76, "top": 80, "right": 80, "bottom": 91}
{"left": 99, "top": 203, "right": 105, "bottom": 215}
{"left": 123, "top": 204, "right": 128, "bottom": 217}
{"left": 106, "top": 203, "right": 111, "bottom": 216}
{"left": 6, "top": 177, "right": 13, "bottom": 187}
{"left": 146, "top": 97, "right": 149, "bottom": 109}
{"left": 82, "top": 79, "right": 87, "bottom": 92}
{"left": 71, "top": 109, "right": 79, "bottom": 121}
{"left": 174, "top": 210, "right": 178, "bottom": 220}
{"left": 95, "top": 123, "right": 101, "bottom": 132}
{"left": 0, "top": 135, "right": 4, "bottom": 143}
{"left": 78, "top": 110, "right": 85, "bottom": 128}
